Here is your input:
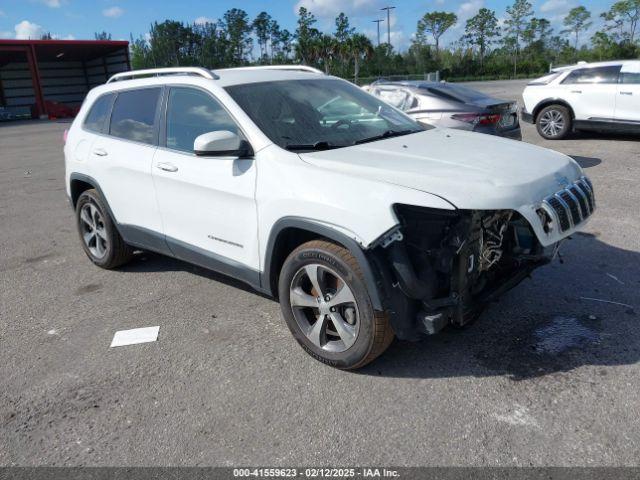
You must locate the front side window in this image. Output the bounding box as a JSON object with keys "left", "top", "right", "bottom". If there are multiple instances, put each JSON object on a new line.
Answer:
{"left": 165, "top": 87, "right": 239, "bottom": 153}
{"left": 562, "top": 66, "right": 621, "bottom": 84}
{"left": 84, "top": 93, "right": 113, "bottom": 133}
{"left": 226, "top": 79, "right": 424, "bottom": 151}
{"left": 109, "top": 88, "right": 161, "bottom": 145}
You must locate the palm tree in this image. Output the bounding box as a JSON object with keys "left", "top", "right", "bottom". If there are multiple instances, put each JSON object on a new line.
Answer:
{"left": 312, "top": 34, "right": 338, "bottom": 73}
{"left": 347, "top": 33, "right": 374, "bottom": 83}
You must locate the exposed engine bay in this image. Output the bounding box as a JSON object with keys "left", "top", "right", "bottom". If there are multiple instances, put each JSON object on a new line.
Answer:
{"left": 370, "top": 204, "right": 558, "bottom": 340}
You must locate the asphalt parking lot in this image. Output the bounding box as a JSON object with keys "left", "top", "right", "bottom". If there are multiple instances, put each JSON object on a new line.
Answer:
{"left": 1, "top": 79, "right": 639, "bottom": 467}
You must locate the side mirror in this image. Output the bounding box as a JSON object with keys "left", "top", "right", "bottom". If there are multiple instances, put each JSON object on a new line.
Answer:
{"left": 194, "top": 130, "right": 252, "bottom": 157}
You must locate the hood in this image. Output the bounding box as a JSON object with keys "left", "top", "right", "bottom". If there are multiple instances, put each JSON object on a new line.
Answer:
{"left": 299, "top": 128, "right": 583, "bottom": 210}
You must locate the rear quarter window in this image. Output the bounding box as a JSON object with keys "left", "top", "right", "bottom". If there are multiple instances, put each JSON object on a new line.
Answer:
{"left": 109, "top": 88, "right": 162, "bottom": 145}
{"left": 83, "top": 94, "right": 114, "bottom": 133}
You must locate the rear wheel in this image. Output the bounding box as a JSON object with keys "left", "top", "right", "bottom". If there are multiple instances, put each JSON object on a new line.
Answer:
{"left": 76, "top": 189, "right": 133, "bottom": 269}
{"left": 536, "top": 105, "right": 571, "bottom": 140}
{"left": 278, "top": 240, "right": 394, "bottom": 369}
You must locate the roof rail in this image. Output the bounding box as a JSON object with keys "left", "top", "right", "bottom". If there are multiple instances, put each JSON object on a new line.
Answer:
{"left": 216, "top": 65, "right": 325, "bottom": 75}
{"left": 107, "top": 67, "right": 218, "bottom": 84}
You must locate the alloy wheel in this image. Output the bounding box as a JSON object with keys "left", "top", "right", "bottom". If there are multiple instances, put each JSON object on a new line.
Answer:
{"left": 539, "top": 109, "right": 565, "bottom": 137}
{"left": 289, "top": 264, "right": 359, "bottom": 353}
{"left": 79, "top": 202, "right": 108, "bottom": 259}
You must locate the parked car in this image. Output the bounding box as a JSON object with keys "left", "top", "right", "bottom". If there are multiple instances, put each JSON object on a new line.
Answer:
{"left": 522, "top": 60, "right": 640, "bottom": 139}
{"left": 65, "top": 65, "right": 594, "bottom": 369}
{"left": 366, "top": 80, "right": 522, "bottom": 140}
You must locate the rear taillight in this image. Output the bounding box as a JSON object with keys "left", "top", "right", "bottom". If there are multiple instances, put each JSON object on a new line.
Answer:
{"left": 451, "top": 113, "right": 501, "bottom": 125}
{"left": 63, "top": 129, "right": 68, "bottom": 144}
{"left": 478, "top": 114, "right": 500, "bottom": 125}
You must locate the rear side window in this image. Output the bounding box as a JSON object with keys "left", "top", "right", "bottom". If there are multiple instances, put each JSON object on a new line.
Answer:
{"left": 562, "top": 66, "right": 621, "bottom": 84}
{"left": 165, "top": 87, "right": 238, "bottom": 153}
{"left": 109, "top": 88, "right": 161, "bottom": 145}
{"left": 84, "top": 94, "right": 113, "bottom": 133}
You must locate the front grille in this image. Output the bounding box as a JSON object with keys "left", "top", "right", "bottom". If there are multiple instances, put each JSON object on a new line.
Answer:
{"left": 559, "top": 190, "right": 582, "bottom": 225}
{"left": 579, "top": 177, "right": 595, "bottom": 211}
{"left": 543, "top": 176, "right": 595, "bottom": 233}
{"left": 569, "top": 184, "right": 589, "bottom": 218}
{"left": 547, "top": 197, "right": 570, "bottom": 231}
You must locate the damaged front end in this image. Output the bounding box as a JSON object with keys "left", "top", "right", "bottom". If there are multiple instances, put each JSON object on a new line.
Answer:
{"left": 370, "top": 204, "right": 559, "bottom": 340}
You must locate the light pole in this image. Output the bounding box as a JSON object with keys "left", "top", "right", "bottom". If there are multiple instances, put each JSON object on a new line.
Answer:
{"left": 380, "top": 6, "right": 395, "bottom": 48}
{"left": 372, "top": 19, "right": 384, "bottom": 46}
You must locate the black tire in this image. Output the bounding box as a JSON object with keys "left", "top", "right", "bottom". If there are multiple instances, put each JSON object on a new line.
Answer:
{"left": 536, "top": 104, "right": 571, "bottom": 140}
{"left": 75, "top": 189, "right": 133, "bottom": 269}
{"left": 278, "top": 240, "right": 394, "bottom": 370}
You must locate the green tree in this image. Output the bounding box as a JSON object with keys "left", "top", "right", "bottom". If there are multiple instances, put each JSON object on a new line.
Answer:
{"left": 591, "top": 31, "right": 616, "bottom": 60}
{"left": 601, "top": 0, "right": 640, "bottom": 43}
{"left": 253, "top": 11, "right": 272, "bottom": 60}
{"left": 333, "top": 13, "right": 355, "bottom": 75}
{"left": 222, "top": 8, "right": 253, "bottom": 64}
{"left": 130, "top": 34, "right": 152, "bottom": 69}
{"left": 147, "top": 20, "right": 197, "bottom": 67}
{"left": 267, "top": 19, "right": 281, "bottom": 60}
{"left": 416, "top": 11, "right": 457, "bottom": 60}
{"left": 504, "top": 0, "right": 533, "bottom": 75}
{"left": 335, "top": 12, "right": 355, "bottom": 43}
{"left": 347, "top": 33, "right": 374, "bottom": 82}
{"left": 295, "top": 7, "right": 320, "bottom": 64}
{"left": 563, "top": 6, "right": 593, "bottom": 51}
{"left": 464, "top": 8, "right": 501, "bottom": 69}
{"left": 312, "top": 34, "right": 338, "bottom": 73}
{"left": 279, "top": 28, "right": 294, "bottom": 60}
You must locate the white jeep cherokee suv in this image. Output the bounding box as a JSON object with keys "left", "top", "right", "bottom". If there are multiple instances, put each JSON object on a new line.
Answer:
{"left": 65, "top": 66, "right": 595, "bottom": 369}
{"left": 522, "top": 60, "right": 640, "bottom": 139}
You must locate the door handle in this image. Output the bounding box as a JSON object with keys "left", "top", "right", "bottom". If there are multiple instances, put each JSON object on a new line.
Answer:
{"left": 620, "top": 91, "right": 633, "bottom": 95}
{"left": 92, "top": 148, "right": 108, "bottom": 157}
{"left": 571, "top": 90, "right": 582, "bottom": 94}
{"left": 156, "top": 162, "right": 178, "bottom": 172}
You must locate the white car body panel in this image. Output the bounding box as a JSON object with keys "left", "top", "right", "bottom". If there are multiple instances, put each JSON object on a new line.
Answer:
{"left": 616, "top": 62, "right": 640, "bottom": 122}
{"left": 151, "top": 148, "right": 260, "bottom": 269}
{"left": 299, "top": 128, "right": 584, "bottom": 247}
{"left": 254, "top": 144, "right": 456, "bottom": 271}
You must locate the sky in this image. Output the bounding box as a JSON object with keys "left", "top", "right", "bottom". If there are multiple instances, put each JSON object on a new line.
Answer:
{"left": 0, "top": 0, "right": 616, "bottom": 50}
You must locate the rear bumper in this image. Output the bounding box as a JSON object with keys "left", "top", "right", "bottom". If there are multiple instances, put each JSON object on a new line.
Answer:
{"left": 474, "top": 125, "right": 522, "bottom": 141}
{"left": 521, "top": 111, "right": 534, "bottom": 124}
{"left": 498, "top": 126, "right": 522, "bottom": 141}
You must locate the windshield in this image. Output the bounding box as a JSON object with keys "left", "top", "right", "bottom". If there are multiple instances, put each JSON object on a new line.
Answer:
{"left": 225, "top": 79, "right": 425, "bottom": 151}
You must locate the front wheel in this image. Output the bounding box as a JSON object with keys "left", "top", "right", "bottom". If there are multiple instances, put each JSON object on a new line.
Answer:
{"left": 536, "top": 105, "right": 571, "bottom": 140}
{"left": 278, "top": 240, "right": 394, "bottom": 369}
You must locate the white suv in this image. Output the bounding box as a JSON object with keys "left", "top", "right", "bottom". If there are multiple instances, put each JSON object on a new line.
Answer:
{"left": 65, "top": 66, "right": 595, "bottom": 369}
{"left": 522, "top": 60, "right": 640, "bottom": 139}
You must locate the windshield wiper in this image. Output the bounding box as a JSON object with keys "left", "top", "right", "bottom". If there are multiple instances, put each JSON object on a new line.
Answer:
{"left": 284, "top": 141, "right": 343, "bottom": 151}
{"left": 354, "top": 129, "right": 422, "bottom": 145}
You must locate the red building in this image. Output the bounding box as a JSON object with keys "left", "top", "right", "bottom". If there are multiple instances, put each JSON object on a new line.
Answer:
{"left": 0, "top": 39, "right": 130, "bottom": 120}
